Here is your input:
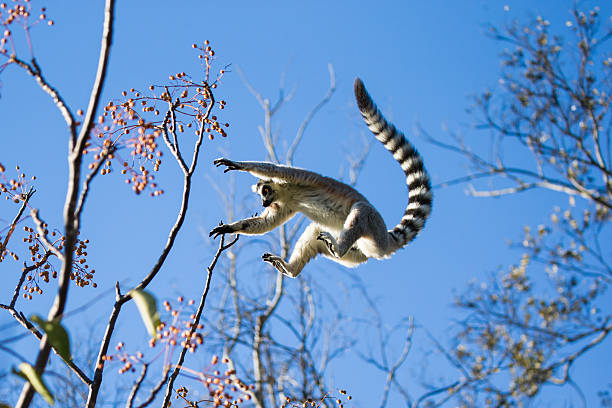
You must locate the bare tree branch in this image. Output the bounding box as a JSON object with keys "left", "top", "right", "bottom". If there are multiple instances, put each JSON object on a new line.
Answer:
{"left": 134, "top": 365, "right": 170, "bottom": 408}
{"left": 126, "top": 363, "right": 148, "bottom": 408}
{"left": 9, "top": 57, "right": 77, "bottom": 142}
{"left": 15, "top": 0, "right": 116, "bottom": 405}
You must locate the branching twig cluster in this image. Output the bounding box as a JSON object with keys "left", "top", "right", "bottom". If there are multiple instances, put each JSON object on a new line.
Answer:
{"left": 417, "top": 7, "right": 612, "bottom": 407}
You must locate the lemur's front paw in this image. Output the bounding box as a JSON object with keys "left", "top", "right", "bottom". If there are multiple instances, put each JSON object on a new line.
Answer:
{"left": 209, "top": 222, "right": 235, "bottom": 239}
{"left": 213, "top": 158, "right": 243, "bottom": 173}
{"left": 317, "top": 232, "right": 338, "bottom": 257}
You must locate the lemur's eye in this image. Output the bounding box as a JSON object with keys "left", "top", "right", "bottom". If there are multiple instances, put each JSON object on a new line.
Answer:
{"left": 262, "top": 185, "right": 271, "bottom": 195}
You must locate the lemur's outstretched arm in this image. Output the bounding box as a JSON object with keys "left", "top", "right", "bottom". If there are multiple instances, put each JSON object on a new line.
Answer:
{"left": 214, "top": 158, "right": 332, "bottom": 186}
{"left": 210, "top": 204, "right": 296, "bottom": 238}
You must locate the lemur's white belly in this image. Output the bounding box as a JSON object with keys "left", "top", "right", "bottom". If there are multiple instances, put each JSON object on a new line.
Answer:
{"left": 298, "top": 202, "right": 350, "bottom": 232}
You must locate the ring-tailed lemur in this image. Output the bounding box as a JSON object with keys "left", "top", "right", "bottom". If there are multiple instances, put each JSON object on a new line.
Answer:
{"left": 210, "top": 78, "right": 432, "bottom": 277}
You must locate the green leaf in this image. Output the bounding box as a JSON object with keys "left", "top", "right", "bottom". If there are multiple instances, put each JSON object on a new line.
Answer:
{"left": 0, "top": 403, "right": 12, "bottom": 408}
{"left": 130, "top": 289, "right": 161, "bottom": 338}
{"left": 30, "top": 315, "right": 71, "bottom": 362}
{"left": 15, "top": 363, "right": 54, "bottom": 406}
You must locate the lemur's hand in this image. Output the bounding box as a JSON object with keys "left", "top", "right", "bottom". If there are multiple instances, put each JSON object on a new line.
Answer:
{"left": 213, "top": 158, "right": 244, "bottom": 173}
{"left": 209, "top": 222, "right": 236, "bottom": 239}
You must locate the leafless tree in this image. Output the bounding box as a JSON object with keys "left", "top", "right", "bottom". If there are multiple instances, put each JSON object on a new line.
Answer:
{"left": 419, "top": 6, "right": 612, "bottom": 407}
{"left": 198, "top": 65, "right": 379, "bottom": 408}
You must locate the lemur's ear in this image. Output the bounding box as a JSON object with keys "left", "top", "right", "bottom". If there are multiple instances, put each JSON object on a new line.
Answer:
{"left": 251, "top": 184, "right": 258, "bottom": 193}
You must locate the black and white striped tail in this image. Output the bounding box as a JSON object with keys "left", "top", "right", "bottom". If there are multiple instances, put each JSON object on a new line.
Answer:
{"left": 354, "top": 78, "right": 432, "bottom": 250}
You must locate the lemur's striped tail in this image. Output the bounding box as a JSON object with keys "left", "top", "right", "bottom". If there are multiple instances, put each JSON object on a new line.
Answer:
{"left": 354, "top": 78, "right": 432, "bottom": 250}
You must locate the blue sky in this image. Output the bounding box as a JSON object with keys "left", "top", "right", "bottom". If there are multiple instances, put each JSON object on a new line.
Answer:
{"left": 1, "top": 0, "right": 611, "bottom": 406}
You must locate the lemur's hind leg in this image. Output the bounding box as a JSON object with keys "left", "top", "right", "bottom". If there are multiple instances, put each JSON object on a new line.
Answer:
{"left": 317, "top": 201, "right": 389, "bottom": 259}
{"left": 263, "top": 223, "right": 329, "bottom": 278}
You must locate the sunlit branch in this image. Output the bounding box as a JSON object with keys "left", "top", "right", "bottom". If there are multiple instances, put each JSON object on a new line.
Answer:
{"left": 10, "top": 57, "right": 77, "bottom": 142}
{"left": 15, "top": 0, "right": 116, "bottom": 405}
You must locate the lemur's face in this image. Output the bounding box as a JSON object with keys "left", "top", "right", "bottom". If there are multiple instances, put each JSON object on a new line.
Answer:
{"left": 252, "top": 180, "right": 278, "bottom": 207}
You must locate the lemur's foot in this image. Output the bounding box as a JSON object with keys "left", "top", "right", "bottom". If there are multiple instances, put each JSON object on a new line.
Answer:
{"left": 262, "top": 252, "right": 284, "bottom": 269}
{"left": 263, "top": 252, "right": 298, "bottom": 277}
{"left": 317, "top": 232, "right": 339, "bottom": 258}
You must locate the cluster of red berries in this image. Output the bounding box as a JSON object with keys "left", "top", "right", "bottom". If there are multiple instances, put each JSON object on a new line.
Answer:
{"left": 0, "top": 165, "right": 34, "bottom": 275}
{"left": 173, "top": 355, "right": 254, "bottom": 408}
{"left": 0, "top": 164, "right": 96, "bottom": 299}
{"left": 102, "top": 296, "right": 207, "bottom": 373}
{"left": 100, "top": 341, "right": 143, "bottom": 375}
{"left": 0, "top": 164, "right": 22, "bottom": 264}
{"left": 282, "top": 389, "right": 353, "bottom": 408}
{"left": 150, "top": 296, "right": 204, "bottom": 352}
{"left": 0, "top": 1, "right": 53, "bottom": 57}
{"left": 70, "top": 236, "right": 96, "bottom": 287}
{"left": 0, "top": 164, "right": 33, "bottom": 202}
{"left": 83, "top": 97, "right": 164, "bottom": 196}
{"left": 81, "top": 41, "right": 228, "bottom": 197}
{"left": 19, "top": 224, "right": 56, "bottom": 299}
{"left": 19, "top": 227, "right": 96, "bottom": 299}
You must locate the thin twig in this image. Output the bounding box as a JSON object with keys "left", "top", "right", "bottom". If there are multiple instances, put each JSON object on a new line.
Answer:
{"left": 134, "top": 365, "right": 170, "bottom": 408}
{"left": 133, "top": 93, "right": 211, "bottom": 292}
{"left": 0, "top": 303, "right": 92, "bottom": 385}
{"left": 252, "top": 267, "right": 284, "bottom": 408}
{"left": 9, "top": 251, "right": 52, "bottom": 308}
{"left": 86, "top": 283, "right": 123, "bottom": 407}
{"left": 75, "top": 145, "right": 115, "bottom": 222}
{"left": 412, "top": 380, "right": 462, "bottom": 408}
{"left": 31, "top": 209, "right": 63, "bottom": 259}
{"left": 159, "top": 95, "right": 188, "bottom": 172}
{"left": 238, "top": 67, "right": 291, "bottom": 163}
{"left": 347, "top": 136, "right": 371, "bottom": 186}
{"left": 379, "top": 318, "right": 414, "bottom": 408}
{"left": 0, "top": 187, "right": 34, "bottom": 254}
{"left": 286, "top": 64, "right": 336, "bottom": 165}
{"left": 0, "top": 342, "right": 30, "bottom": 363}
{"left": 169, "top": 97, "right": 181, "bottom": 155}
{"left": 161, "top": 234, "right": 239, "bottom": 407}
{"left": 126, "top": 363, "right": 148, "bottom": 408}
